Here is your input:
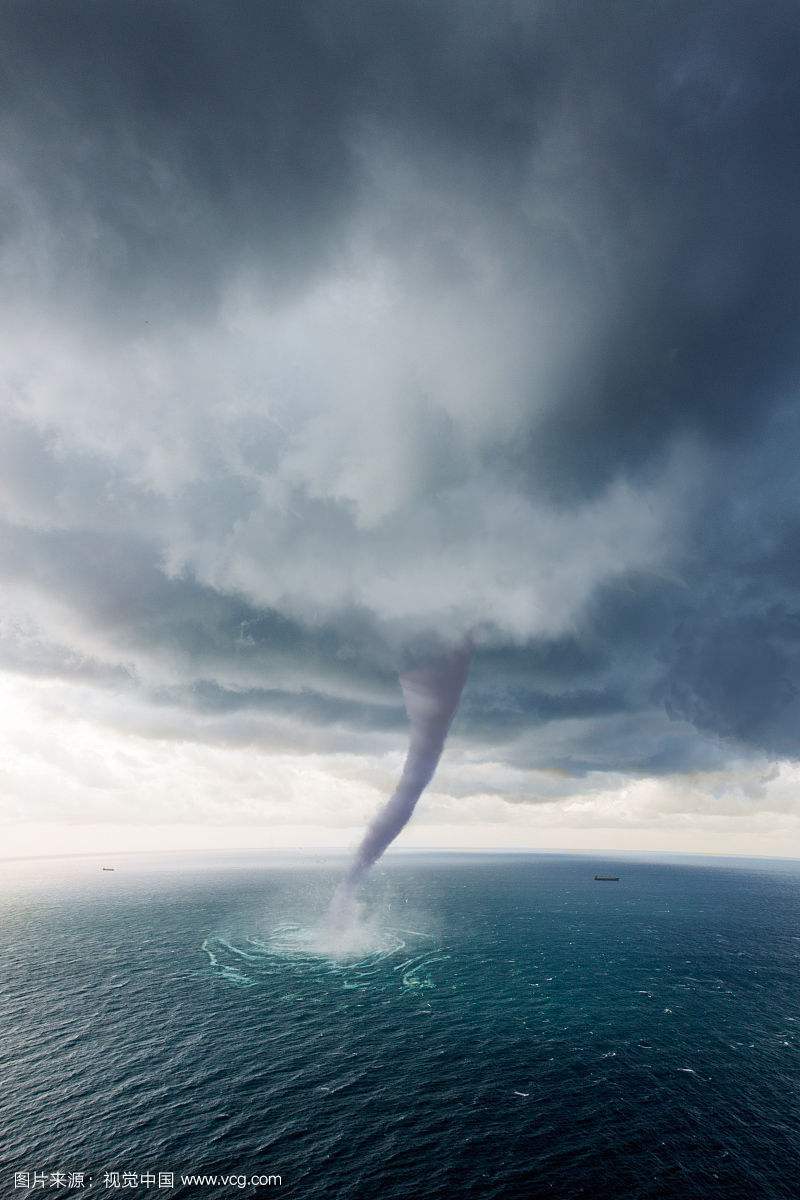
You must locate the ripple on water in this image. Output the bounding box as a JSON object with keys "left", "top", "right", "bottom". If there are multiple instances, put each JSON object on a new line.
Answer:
{"left": 201, "top": 923, "right": 446, "bottom": 994}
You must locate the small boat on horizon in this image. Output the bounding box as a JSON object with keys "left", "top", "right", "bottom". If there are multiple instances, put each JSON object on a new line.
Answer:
{"left": 594, "top": 874, "right": 619, "bottom": 881}
{"left": 101, "top": 867, "right": 115, "bottom": 872}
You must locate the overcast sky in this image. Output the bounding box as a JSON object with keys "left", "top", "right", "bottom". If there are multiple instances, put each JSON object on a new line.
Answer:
{"left": 2, "top": 0, "right": 800, "bottom": 859}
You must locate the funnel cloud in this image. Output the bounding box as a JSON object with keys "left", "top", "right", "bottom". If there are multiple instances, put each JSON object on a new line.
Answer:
{"left": 330, "top": 642, "right": 471, "bottom": 917}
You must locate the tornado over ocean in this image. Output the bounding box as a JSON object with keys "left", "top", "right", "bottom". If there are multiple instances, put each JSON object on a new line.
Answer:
{"left": 4, "top": 4, "right": 800, "bottom": 1196}
{"left": 329, "top": 642, "right": 471, "bottom": 923}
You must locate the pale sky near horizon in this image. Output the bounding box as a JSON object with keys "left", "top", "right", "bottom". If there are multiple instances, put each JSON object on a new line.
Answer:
{"left": 3, "top": 671, "right": 800, "bottom": 860}
{"left": 2, "top": 1, "right": 800, "bottom": 861}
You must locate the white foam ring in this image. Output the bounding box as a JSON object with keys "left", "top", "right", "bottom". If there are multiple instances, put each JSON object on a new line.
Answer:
{"left": 201, "top": 924, "right": 446, "bottom": 993}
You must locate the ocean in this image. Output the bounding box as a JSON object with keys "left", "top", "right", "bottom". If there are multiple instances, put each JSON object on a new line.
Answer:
{"left": 1, "top": 851, "right": 798, "bottom": 1199}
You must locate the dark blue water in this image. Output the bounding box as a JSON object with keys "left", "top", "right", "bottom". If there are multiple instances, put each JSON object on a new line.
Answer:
{"left": 1, "top": 852, "right": 798, "bottom": 1199}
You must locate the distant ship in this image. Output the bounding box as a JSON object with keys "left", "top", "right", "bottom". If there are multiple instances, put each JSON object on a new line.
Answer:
{"left": 101, "top": 867, "right": 115, "bottom": 872}
{"left": 594, "top": 874, "right": 619, "bottom": 881}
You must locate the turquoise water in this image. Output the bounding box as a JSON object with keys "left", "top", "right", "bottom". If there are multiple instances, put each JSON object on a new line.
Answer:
{"left": 1, "top": 852, "right": 798, "bottom": 1198}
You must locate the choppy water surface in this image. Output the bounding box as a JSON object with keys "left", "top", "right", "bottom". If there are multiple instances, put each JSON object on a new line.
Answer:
{"left": 1, "top": 852, "right": 798, "bottom": 1198}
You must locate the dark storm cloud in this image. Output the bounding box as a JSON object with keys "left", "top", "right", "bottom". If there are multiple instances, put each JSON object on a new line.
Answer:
{"left": 1, "top": 0, "right": 800, "bottom": 778}
{"left": 1, "top": 0, "right": 364, "bottom": 315}
{"left": 661, "top": 403, "right": 800, "bottom": 757}
{"left": 0, "top": 520, "right": 399, "bottom": 695}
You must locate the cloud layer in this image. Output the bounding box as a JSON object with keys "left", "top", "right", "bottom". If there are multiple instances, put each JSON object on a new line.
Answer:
{"left": 2, "top": 1, "right": 800, "bottom": 849}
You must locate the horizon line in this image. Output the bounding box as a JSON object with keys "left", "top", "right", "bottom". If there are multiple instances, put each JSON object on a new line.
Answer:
{"left": 2, "top": 844, "right": 799, "bottom": 866}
